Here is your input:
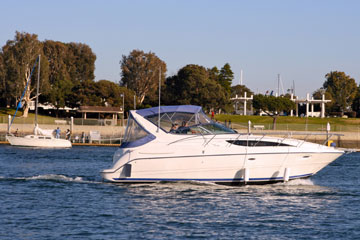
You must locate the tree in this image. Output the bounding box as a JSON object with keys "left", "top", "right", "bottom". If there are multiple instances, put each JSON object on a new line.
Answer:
{"left": 163, "top": 64, "right": 228, "bottom": 111}
{"left": 120, "top": 50, "right": 166, "bottom": 104}
{"left": 253, "top": 94, "right": 295, "bottom": 130}
{"left": 208, "top": 66, "right": 220, "bottom": 83}
{"left": 312, "top": 88, "right": 334, "bottom": 114}
{"left": 231, "top": 84, "right": 253, "bottom": 98}
{"left": 68, "top": 80, "right": 100, "bottom": 107}
{"left": 218, "top": 63, "right": 233, "bottom": 94}
{"left": 66, "top": 42, "right": 96, "bottom": 84}
{"left": 1, "top": 32, "right": 97, "bottom": 117}
{"left": 351, "top": 86, "right": 360, "bottom": 117}
{"left": 1, "top": 32, "right": 49, "bottom": 117}
{"left": 96, "top": 80, "right": 135, "bottom": 110}
{"left": 208, "top": 66, "right": 234, "bottom": 112}
{"left": 42, "top": 40, "right": 73, "bottom": 111}
{"left": 96, "top": 80, "right": 120, "bottom": 106}
{"left": 67, "top": 79, "right": 136, "bottom": 114}
{"left": 0, "top": 53, "right": 6, "bottom": 106}
{"left": 41, "top": 41, "right": 96, "bottom": 113}
{"left": 323, "top": 71, "right": 357, "bottom": 114}
{"left": 231, "top": 84, "right": 254, "bottom": 113}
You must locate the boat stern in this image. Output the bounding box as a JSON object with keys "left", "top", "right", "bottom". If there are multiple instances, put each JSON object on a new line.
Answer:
{"left": 101, "top": 163, "right": 132, "bottom": 182}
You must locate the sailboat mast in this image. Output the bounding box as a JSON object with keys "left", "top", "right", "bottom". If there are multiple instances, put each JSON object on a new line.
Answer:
{"left": 35, "top": 55, "right": 40, "bottom": 126}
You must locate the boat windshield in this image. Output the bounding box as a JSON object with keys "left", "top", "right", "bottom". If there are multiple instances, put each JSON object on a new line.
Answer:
{"left": 121, "top": 114, "right": 155, "bottom": 148}
{"left": 145, "top": 110, "right": 236, "bottom": 135}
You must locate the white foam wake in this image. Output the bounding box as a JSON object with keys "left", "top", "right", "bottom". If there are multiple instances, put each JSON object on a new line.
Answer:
{"left": 0, "top": 174, "right": 105, "bottom": 184}
{"left": 25, "top": 174, "right": 84, "bottom": 182}
{"left": 283, "top": 178, "right": 315, "bottom": 186}
{"left": 1, "top": 174, "right": 83, "bottom": 182}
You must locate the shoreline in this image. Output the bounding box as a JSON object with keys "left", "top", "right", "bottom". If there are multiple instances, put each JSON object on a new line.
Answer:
{"left": 2, "top": 123, "right": 360, "bottom": 149}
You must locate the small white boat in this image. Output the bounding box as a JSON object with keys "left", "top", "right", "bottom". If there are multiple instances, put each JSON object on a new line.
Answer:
{"left": 6, "top": 55, "right": 72, "bottom": 148}
{"left": 7, "top": 134, "right": 71, "bottom": 148}
{"left": 101, "top": 105, "right": 344, "bottom": 185}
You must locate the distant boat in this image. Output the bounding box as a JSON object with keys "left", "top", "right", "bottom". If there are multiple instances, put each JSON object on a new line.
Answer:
{"left": 7, "top": 133, "right": 71, "bottom": 148}
{"left": 6, "top": 55, "right": 71, "bottom": 148}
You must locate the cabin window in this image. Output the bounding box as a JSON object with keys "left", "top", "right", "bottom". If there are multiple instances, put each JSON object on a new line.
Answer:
{"left": 227, "top": 140, "right": 291, "bottom": 147}
{"left": 144, "top": 110, "right": 234, "bottom": 135}
{"left": 121, "top": 114, "right": 155, "bottom": 148}
{"left": 145, "top": 112, "right": 201, "bottom": 132}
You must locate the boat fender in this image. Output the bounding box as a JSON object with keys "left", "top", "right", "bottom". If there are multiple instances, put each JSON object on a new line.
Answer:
{"left": 244, "top": 168, "right": 249, "bottom": 183}
{"left": 284, "top": 168, "right": 290, "bottom": 182}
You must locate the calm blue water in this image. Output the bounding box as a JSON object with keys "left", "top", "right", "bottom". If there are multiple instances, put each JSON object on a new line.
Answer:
{"left": 0, "top": 145, "right": 359, "bottom": 240}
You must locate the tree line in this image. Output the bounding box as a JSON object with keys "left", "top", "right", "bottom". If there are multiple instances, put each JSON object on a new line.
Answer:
{"left": 120, "top": 49, "right": 253, "bottom": 113}
{"left": 119, "top": 49, "right": 360, "bottom": 117}
{"left": 1, "top": 31, "right": 359, "bottom": 118}
{"left": 0, "top": 32, "right": 135, "bottom": 117}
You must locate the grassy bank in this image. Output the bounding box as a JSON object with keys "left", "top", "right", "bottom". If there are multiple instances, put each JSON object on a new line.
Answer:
{"left": 0, "top": 108, "right": 58, "bottom": 124}
{"left": 213, "top": 114, "right": 360, "bottom": 132}
{"left": 214, "top": 114, "right": 360, "bottom": 125}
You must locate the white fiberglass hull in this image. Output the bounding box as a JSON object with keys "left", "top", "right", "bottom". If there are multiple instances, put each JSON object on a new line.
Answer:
{"left": 101, "top": 107, "right": 345, "bottom": 185}
{"left": 101, "top": 142, "right": 343, "bottom": 185}
{"left": 7, "top": 135, "right": 72, "bottom": 148}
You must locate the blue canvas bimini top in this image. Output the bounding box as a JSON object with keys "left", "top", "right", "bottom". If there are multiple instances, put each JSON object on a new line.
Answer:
{"left": 136, "top": 105, "right": 202, "bottom": 117}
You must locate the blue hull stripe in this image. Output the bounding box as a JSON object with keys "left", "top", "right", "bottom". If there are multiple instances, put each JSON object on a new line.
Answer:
{"left": 113, "top": 173, "right": 313, "bottom": 182}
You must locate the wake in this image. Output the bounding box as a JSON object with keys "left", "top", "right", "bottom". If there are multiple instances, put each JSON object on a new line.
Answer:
{"left": 279, "top": 178, "right": 315, "bottom": 186}
{"left": 0, "top": 174, "right": 101, "bottom": 184}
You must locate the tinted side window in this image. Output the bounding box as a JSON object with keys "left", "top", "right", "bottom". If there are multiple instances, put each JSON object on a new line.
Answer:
{"left": 227, "top": 140, "right": 291, "bottom": 147}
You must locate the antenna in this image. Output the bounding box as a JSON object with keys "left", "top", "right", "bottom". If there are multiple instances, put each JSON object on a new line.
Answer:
{"left": 157, "top": 67, "right": 161, "bottom": 132}
{"left": 293, "top": 80, "right": 296, "bottom": 95}
{"left": 240, "top": 69, "right": 243, "bottom": 85}
{"left": 277, "top": 74, "right": 280, "bottom": 96}
{"left": 280, "top": 76, "right": 285, "bottom": 95}
{"left": 35, "top": 55, "right": 40, "bottom": 126}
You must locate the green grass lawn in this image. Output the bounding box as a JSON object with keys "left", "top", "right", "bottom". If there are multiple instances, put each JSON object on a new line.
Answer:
{"left": 212, "top": 114, "right": 360, "bottom": 132}
{"left": 0, "top": 107, "right": 57, "bottom": 124}
{"left": 213, "top": 114, "right": 360, "bottom": 125}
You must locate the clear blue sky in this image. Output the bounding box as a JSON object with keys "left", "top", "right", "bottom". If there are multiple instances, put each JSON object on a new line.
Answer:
{"left": 1, "top": 0, "right": 359, "bottom": 97}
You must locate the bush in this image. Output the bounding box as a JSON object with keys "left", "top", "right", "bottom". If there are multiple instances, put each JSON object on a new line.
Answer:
{"left": 345, "top": 111, "right": 357, "bottom": 118}
{"left": 329, "top": 112, "right": 343, "bottom": 117}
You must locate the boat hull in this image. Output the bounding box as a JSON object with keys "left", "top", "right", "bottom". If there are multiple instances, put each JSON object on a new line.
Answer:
{"left": 101, "top": 151, "right": 343, "bottom": 184}
{"left": 7, "top": 135, "right": 72, "bottom": 148}
{"left": 100, "top": 107, "right": 345, "bottom": 185}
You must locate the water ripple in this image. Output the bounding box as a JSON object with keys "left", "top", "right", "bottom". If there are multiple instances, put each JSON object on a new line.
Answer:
{"left": 0, "top": 146, "right": 360, "bottom": 239}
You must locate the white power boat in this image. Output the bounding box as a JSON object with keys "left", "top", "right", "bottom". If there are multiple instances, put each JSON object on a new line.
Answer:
{"left": 101, "top": 105, "right": 344, "bottom": 185}
{"left": 6, "top": 55, "right": 71, "bottom": 148}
